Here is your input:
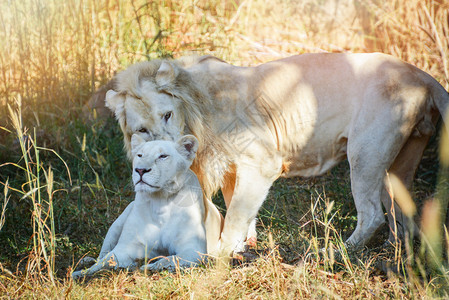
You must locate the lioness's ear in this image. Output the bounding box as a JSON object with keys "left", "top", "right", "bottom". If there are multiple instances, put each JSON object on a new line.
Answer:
{"left": 131, "top": 134, "right": 145, "bottom": 154}
{"left": 105, "top": 90, "right": 124, "bottom": 114}
{"left": 155, "top": 61, "right": 178, "bottom": 87}
{"left": 176, "top": 135, "right": 199, "bottom": 161}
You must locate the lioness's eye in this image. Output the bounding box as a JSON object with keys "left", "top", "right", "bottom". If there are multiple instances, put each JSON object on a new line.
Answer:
{"left": 138, "top": 128, "right": 148, "bottom": 133}
{"left": 163, "top": 111, "right": 172, "bottom": 122}
{"left": 158, "top": 154, "right": 168, "bottom": 160}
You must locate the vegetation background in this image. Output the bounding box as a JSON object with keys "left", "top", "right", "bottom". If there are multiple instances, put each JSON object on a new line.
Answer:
{"left": 1, "top": 0, "right": 449, "bottom": 298}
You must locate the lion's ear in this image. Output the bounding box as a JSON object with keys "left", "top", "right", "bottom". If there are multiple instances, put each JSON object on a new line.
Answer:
{"left": 131, "top": 134, "right": 145, "bottom": 154}
{"left": 176, "top": 135, "right": 199, "bottom": 161}
{"left": 105, "top": 90, "right": 124, "bottom": 114}
{"left": 155, "top": 61, "right": 178, "bottom": 87}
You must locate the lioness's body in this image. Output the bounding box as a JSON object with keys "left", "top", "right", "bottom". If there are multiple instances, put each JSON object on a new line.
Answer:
{"left": 105, "top": 53, "right": 449, "bottom": 256}
{"left": 73, "top": 136, "right": 221, "bottom": 278}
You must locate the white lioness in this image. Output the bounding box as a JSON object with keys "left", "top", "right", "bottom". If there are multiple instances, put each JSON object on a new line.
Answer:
{"left": 104, "top": 53, "right": 449, "bottom": 256}
{"left": 72, "top": 134, "right": 222, "bottom": 278}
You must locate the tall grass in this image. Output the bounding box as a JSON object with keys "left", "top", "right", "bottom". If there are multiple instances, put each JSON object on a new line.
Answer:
{"left": 0, "top": 0, "right": 238, "bottom": 120}
{"left": 4, "top": 98, "right": 70, "bottom": 283}
{"left": 3, "top": 98, "right": 71, "bottom": 284}
{"left": 1, "top": 0, "right": 449, "bottom": 298}
{"left": 0, "top": 0, "right": 447, "bottom": 117}
{"left": 358, "top": 0, "right": 448, "bottom": 85}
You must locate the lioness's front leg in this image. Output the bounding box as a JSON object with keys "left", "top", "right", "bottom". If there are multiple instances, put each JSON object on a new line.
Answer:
{"left": 74, "top": 202, "right": 135, "bottom": 273}
{"left": 97, "top": 202, "right": 135, "bottom": 259}
{"left": 72, "top": 250, "right": 136, "bottom": 279}
{"left": 218, "top": 166, "right": 276, "bottom": 256}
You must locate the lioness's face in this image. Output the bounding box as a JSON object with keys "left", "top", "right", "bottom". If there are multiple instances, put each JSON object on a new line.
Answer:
{"left": 131, "top": 134, "right": 198, "bottom": 194}
{"left": 106, "top": 81, "right": 185, "bottom": 159}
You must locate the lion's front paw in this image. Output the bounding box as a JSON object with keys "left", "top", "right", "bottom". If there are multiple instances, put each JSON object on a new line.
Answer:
{"left": 245, "top": 236, "right": 257, "bottom": 248}
{"left": 234, "top": 239, "right": 246, "bottom": 253}
{"left": 215, "top": 234, "right": 247, "bottom": 258}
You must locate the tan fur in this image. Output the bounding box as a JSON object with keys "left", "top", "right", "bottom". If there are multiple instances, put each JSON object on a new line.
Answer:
{"left": 222, "top": 164, "right": 237, "bottom": 209}
{"left": 105, "top": 53, "right": 449, "bottom": 255}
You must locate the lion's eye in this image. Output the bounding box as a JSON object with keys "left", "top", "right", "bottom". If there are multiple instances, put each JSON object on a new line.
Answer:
{"left": 163, "top": 111, "right": 172, "bottom": 122}
{"left": 158, "top": 154, "right": 168, "bottom": 160}
{"left": 138, "top": 128, "right": 148, "bottom": 133}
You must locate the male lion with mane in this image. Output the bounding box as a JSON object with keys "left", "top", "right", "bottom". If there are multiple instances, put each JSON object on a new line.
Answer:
{"left": 103, "top": 53, "right": 449, "bottom": 256}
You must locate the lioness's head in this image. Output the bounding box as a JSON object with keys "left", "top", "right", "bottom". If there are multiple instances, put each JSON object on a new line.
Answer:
{"left": 105, "top": 57, "right": 211, "bottom": 160}
{"left": 131, "top": 134, "right": 199, "bottom": 195}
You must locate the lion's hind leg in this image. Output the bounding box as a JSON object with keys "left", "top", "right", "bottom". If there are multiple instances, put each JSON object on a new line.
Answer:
{"left": 383, "top": 119, "right": 436, "bottom": 244}
{"left": 345, "top": 79, "right": 438, "bottom": 249}
{"left": 346, "top": 119, "right": 415, "bottom": 248}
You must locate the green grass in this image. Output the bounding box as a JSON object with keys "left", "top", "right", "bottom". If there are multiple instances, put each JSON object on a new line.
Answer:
{"left": 1, "top": 0, "right": 449, "bottom": 298}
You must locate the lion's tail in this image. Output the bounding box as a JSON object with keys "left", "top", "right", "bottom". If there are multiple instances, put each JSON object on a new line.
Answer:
{"left": 432, "top": 83, "right": 449, "bottom": 120}
{"left": 426, "top": 74, "right": 449, "bottom": 133}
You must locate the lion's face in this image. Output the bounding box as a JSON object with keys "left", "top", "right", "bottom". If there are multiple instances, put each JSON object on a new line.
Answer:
{"left": 131, "top": 134, "right": 198, "bottom": 194}
{"left": 107, "top": 81, "right": 185, "bottom": 159}
{"left": 105, "top": 58, "right": 207, "bottom": 160}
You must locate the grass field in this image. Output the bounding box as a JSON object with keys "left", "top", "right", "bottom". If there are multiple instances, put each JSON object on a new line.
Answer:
{"left": 1, "top": 0, "right": 449, "bottom": 298}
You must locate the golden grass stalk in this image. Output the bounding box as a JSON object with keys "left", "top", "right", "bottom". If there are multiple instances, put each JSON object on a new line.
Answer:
{"left": 385, "top": 173, "right": 417, "bottom": 218}
{"left": 421, "top": 200, "right": 443, "bottom": 273}
{"left": 0, "top": 179, "right": 9, "bottom": 232}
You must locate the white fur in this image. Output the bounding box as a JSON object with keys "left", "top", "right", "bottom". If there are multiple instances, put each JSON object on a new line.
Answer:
{"left": 105, "top": 53, "right": 449, "bottom": 256}
{"left": 72, "top": 135, "right": 210, "bottom": 278}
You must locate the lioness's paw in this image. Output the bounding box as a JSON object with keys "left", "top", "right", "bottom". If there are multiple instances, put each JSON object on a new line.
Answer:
{"left": 140, "top": 256, "right": 199, "bottom": 272}
{"left": 75, "top": 256, "right": 96, "bottom": 271}
{"left": 140, "top": 258, "right": 177, "bottom": 272}
{"left": 72, "top": 269, "right": 87, "bottom": 279}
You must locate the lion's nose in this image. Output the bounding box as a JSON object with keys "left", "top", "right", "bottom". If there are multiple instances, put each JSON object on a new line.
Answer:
{"left": 135, "top": 168, "right": 151, "bottom": 177}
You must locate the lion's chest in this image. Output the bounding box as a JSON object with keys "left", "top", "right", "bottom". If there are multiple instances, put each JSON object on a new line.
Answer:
{"left": 148, "top": 200, "right": 172, "bottom": 226}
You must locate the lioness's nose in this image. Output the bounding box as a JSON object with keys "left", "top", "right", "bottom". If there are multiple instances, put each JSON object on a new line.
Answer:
{"left": 135, "top": 168, "right": 151, "bottom": 177}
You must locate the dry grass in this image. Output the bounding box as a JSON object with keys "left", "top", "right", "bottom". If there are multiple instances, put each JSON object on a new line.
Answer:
{"left": 1, "top": 0, "right": 449, "bottom": 298}
{"left": 0, "top": 250, "right": 436, "bottom": 299}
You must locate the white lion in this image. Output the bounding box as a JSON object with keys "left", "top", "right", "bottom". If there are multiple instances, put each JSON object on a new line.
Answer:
{"left": 103, "top": 53, "right": 449, "bottom": 256}
{"left": 72, "top": 134, "right": 222, "bottom": 278}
